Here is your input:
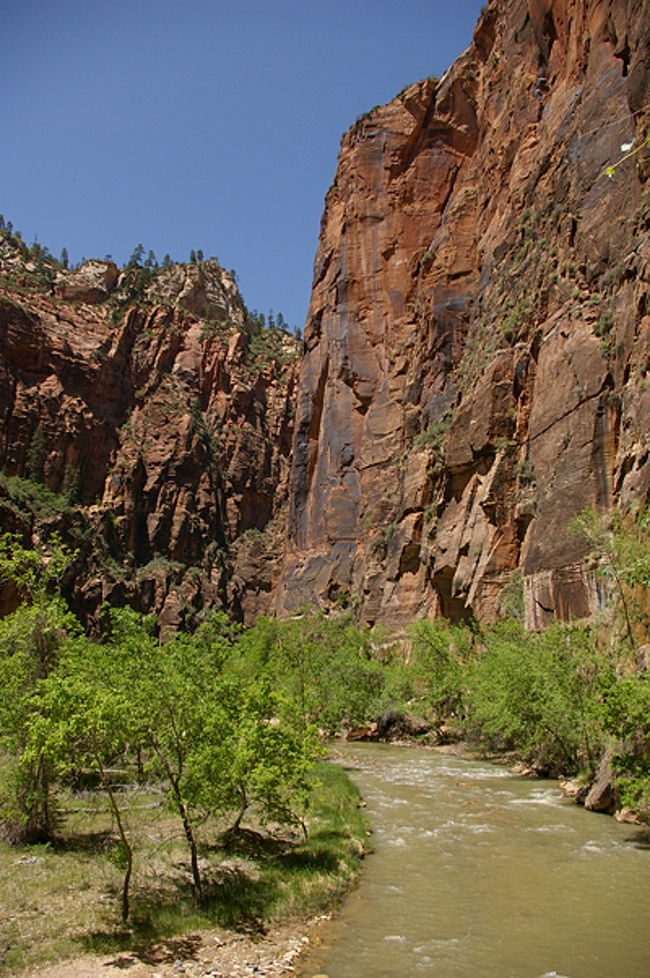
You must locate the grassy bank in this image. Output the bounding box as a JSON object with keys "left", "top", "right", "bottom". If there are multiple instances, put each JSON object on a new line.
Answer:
{"left": 0, "top": 761, "right": 368, "bottom": 977}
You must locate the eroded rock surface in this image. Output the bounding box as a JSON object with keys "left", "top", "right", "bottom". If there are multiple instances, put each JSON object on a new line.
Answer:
{"left": 276, "top": 0, "right": 650, "bottom": 631}
{"left": 0, "top": 252, "right": 299, "bottom": 629}
{"left": 1, "top": 0, "right": 649, "bottom": 635}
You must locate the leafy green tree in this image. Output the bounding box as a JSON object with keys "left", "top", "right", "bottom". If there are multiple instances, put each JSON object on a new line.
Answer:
{"left": 0, "top": 534, "right": 78, "bottom": 842}
{"left": 232, "top": 613, "right": 384, "bottom": 732}
{"left": 27, "top": 649, "right": 136, "bottom": 920}
{"left": 187, "top": 676, "right": 320, "bottom": 835}
{"left": 466, "top": 619, "right": 605, "bottom": 774}
{"left": 409, "top": 618, "right": 474, "bottom": 721}
{"left": 94, "top": 609, "right": 235, "bottom": 902}
{"left": 600, "top": 670, "right": 650, "bottom": 817}
{"left": 570, "top": 506, "right": 650, "bottom": 648}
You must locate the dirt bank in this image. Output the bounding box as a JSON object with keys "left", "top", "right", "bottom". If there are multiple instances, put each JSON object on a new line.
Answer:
{"left": 26, "top": 918, "right": 326, "bottom": 978}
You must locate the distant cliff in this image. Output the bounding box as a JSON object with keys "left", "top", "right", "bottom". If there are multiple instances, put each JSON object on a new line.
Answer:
{"left": 275, "top": 0, "right": 650, "bottom": 631}
{"left": 0, "top": 242, "right": 300, "bottom": 630}
{"left": 1, "top": 0, "right": 649, "bottom": 635}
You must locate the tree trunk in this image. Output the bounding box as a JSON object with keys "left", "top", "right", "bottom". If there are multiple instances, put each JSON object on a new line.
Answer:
{"left": 150, "top": 739, "right": 203, "bottom": 904}
{"left": 93, "top": 739, "right": 133, "bottom": 922}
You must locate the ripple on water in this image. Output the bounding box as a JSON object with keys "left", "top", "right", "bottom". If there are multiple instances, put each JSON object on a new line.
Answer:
{"left": 528, "top": 823, "right": 576, "bottom": 834}
{"left": 385, "top": 835, "right": 407, "bottom": 847}
{"left": 509, "top": 787, "right": 565, "bottom": 807}
{"left": 581, "top": 838, "right": 623, "bottom": 855}
{"left": 431, "top": 764, "right": 513, "bottom": 780}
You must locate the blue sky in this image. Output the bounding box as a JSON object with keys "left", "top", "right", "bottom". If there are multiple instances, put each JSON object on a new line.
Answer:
{"left": 2, "top": 0, "right": 485, "bottom": 331}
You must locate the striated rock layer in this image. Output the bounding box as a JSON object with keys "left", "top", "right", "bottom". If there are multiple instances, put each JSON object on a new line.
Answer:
{"left": 275, "top": 0, "right": 650, "bottom": 631}
{"left": 0, "top": 247, "right": 300, "bottom": 630}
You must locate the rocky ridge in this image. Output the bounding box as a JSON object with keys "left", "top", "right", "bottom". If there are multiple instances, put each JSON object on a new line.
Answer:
{"left": 0, "top": 237, "right": 300, "bottom": 630}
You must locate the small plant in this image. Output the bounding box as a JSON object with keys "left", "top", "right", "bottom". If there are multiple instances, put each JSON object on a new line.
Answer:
{"left": 595, "top": 307, "right": 614, "bottom": 337}
{"left": 602, "top": 133, "right": 650, "bottom": 180}
{"left": 414, "top": 410, "right": 453, "bottom": 452}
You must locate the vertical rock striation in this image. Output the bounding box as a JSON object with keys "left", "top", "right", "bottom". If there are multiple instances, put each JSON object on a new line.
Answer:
{"left": 277, "top": 0, "right": 650, "bottom": 631}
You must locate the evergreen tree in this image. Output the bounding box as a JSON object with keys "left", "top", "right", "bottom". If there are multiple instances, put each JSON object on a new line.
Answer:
{"left": 26, "top": 426, "right": 46, "bottom": 483}
{"left": 128, "top": 243, "right": 145, "bottom": 268}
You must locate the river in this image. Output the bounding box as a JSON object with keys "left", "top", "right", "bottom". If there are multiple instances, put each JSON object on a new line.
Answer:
{"left": 298, "top": 742, "right": 650, "bottom": 978}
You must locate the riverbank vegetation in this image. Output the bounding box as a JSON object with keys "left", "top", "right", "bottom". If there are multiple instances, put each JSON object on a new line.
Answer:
{"left": 0, "top": 505, "right": 647, "bottom": 970}
{"left": 0, "top": 535, "right": 369, "bottom": 973}
{"left": 0, "top": 761, "right": 367, "bottom": 976}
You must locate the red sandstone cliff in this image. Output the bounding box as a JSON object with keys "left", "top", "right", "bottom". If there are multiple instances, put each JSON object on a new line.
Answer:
{"left": 0, "top": 245, "right": 299, "bottom": 629}
{"left": 1, "top": 0, "right": 648, "bottom": 635}
{"left": 275, "top": 0, "right": 650, "bottom": 631}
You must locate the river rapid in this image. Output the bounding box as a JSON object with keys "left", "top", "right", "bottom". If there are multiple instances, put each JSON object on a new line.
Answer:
{"left": 298, "top": 742, "right": 649, "bottom": 978}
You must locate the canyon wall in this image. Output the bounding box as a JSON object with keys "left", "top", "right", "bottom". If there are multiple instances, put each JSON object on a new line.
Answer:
{"left": 1, "top": 0, "right": 648, "bottom": 635}
{"left": 275, "top": 0, "right": 650, "bottom": 631}
{"left": 0, "top": 249, "right": 299, "bottom": 629}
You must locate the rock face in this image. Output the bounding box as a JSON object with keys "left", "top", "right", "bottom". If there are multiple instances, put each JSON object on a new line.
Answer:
{"left": 1, "top": 0, "right": 649, "bottom": 636}
{"left": 0, "top": 249, "right": 299, "bottom": 630}
{"left": 275, "top": 0, "right": 650, "bottom": 631}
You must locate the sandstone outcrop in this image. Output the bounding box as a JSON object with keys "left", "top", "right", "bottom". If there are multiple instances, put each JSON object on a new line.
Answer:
{"left": 0, "top": 245, "right": 299, "bottom": 629}
{"left": 275, "top": 0, "right": 650, "bottom": 631}
{"left": 54, "top": 259, "right": 119, "bottom": 303}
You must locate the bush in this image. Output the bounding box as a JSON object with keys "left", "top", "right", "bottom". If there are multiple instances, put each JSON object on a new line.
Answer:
{"left": 466, "top": 620, "right": 605, "bottom": 774}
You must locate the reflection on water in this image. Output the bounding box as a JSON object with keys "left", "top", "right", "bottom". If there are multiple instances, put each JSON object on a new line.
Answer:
{"left": 298, "top": 743, "right": 650, "bottom": 978}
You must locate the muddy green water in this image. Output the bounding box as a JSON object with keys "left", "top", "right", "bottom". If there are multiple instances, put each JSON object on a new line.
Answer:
{"left": 300, "top": 743, "right": 649, "bottom": 978}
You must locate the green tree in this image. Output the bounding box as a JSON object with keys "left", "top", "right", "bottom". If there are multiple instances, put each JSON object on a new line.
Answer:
{"left": 0, "top": 534, "right": 78, "bottom": 842}
{"left": 26, "top": 425, "right": 46, "bottom": 483}
{"left": 232, "top": 613, "right": 384, "bottom": 732}
{"left": 188, "top": 676, "right": 320, "bottom": 836}
{"left": 600, "top": 670, "right": 650, "bottom": 817}
{"left": 466, "top": 619, "right": 605, "bottom": 775}
{"left": 409, "top": 618, "right": 474, "bottom": 721}
{"left": 128, "top": 243, "right": 145, "bottom": 268}
{"left": 570, "top": 506, "right": 650, "bottom": 649}
{"left": 27, "top": 651, "right": 136, "bottom": 920}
